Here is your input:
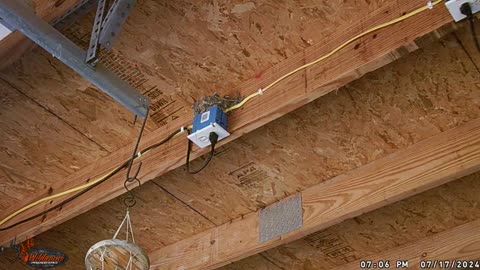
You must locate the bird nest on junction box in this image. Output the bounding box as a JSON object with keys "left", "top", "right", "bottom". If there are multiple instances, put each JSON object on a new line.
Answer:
{"left": 193, "top": 93, "right": 242, "bottom": 114}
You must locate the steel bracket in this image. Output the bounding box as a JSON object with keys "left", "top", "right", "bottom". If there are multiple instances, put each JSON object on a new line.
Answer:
{"left": 86, "top": 0, "right": 109, "bottom": 64}
{"left": 53, "top": 0, "right": 98, "bottom": 30}
{"left": 99, "top": 0, "right": 136, "bottom": 50}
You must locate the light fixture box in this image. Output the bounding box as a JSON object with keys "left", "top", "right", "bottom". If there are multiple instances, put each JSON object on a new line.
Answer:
{"left": 188, "top": 105, "right": 230, "bottom": 148}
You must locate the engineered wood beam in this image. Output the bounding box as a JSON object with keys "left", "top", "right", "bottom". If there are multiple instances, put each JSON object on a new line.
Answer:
{"left": 149, "top": 117, "right": 480, "bottom": 270}
{"left": 0, "top": 1, "right": 454, "bottom": 245}
{"left": 333, "top": 219, "right": 480, "bottom": 270}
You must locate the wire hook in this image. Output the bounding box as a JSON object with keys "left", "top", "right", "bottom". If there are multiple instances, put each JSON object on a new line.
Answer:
{"left": 126, "top": 162, "right": 142, "bottom": 183}
{"left": 123, "top": 178, "right": 141, "bottom": 208}
{"left": 123, "top": 105, "right": 149, "bottom": 208}
{"left": 125, "top": 106, "right": 149, "bottom": 184}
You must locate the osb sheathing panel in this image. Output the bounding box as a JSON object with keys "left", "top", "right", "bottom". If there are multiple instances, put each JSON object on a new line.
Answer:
{"left": 222, "top": 28, "right": 480, "bottom": 270}
{"left": 0, "top": 182, "right": 214, "bottom": 269}
{"left": 0, "top": 2, "right": 479, "bottom": 269}
{"left": 121, "top": 0, "right": 393, "bottom": 101}
{"left": 1, "top": 30, "right": 480, "bottom": 269}
{"left": 220, "top": 171, "right": 480, "bottom": 270}
{"left": 0, "top": 0, "right": 398, "bottom": 152}
{"left": 0, "top": 79, "right": 109, "bottom": 209}
{"left": 0, "top": 52, "right": 157, "bottom": 153}
{"left": 0, "top": 0, "right": 422, "bottom": 233}
{"left": 156, "top": 33, "right": 480, "bottom": 225}
{"left": 219, "top": 29, "right": 480, "bottom": 269}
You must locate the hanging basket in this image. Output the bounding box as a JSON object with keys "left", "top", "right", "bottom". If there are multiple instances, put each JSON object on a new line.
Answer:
{"left": 85, "top": 211, "right": 150, "bottom": 270}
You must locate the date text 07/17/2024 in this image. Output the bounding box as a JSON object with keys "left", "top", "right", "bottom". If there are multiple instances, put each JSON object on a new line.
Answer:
{"left": 360, "top": 260, "right": 480, "bottom": 269}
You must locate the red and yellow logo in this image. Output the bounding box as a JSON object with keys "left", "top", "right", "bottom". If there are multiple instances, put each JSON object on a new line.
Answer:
{"left": 17, "top": 239, "right": 68, "bottom": 269}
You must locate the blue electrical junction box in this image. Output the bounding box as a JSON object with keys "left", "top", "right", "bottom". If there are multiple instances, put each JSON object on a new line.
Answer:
{"left": 188, "top": 105, "right": 230, "bottom": 148}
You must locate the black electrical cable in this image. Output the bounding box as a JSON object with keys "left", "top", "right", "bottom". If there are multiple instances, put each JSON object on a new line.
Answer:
{"left": 141, "top": 129, "right": 183, "bottom": 154}
{"left": 0, "top": 129, "right": 183, "bottom": 231}
{"left": 469, "top": 16, "right": 480, "bottom": 52}
{"left": 460, "top": 2, "right": 480, "bottom": 53}
{"left": 185, "top": 131, "right": 218, "bottom": 174}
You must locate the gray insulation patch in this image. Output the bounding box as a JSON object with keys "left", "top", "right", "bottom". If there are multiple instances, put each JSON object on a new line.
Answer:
{"left": 259, "top": 194, "right": 303, "bottom": 243}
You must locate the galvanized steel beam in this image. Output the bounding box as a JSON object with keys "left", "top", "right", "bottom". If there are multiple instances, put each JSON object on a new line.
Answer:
{"left": 0, "top": 0, "right": 149, "bottom": 118}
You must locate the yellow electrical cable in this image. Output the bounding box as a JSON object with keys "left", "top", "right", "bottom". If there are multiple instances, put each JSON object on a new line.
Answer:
{"left": 0, "top": 167, "right": 118, "bottom": 227}
{"left": 0, "top": 129, "right": 186, "bottom": 228}
{"left": 0, "top": 0, "right": 441, "bottom": 228}
{"left": 225, "top": 0, "right": 442, "bottom": 113}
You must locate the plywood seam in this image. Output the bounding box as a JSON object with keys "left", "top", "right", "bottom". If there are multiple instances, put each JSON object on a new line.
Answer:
{"left": 0, "top": 77, "right": 110, "bottom": 153}
{"left": 258, "top": 253, "right": 285, "bottom": 270}
{"left": 152, "top": 181, "right": 217, "bottom": 226}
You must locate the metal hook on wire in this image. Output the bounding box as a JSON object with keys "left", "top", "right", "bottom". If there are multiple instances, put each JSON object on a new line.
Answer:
{"left": 125, "top": 106, "right": 149, "bottom": 183}
{"left": 127, "top": 162, "right": 142, "bottom": 183}
{"left": 123, "top": 178, "right": 141, "bottom": 208}
{"left": 123, "top": 105, "right": 150, "bottom": 208}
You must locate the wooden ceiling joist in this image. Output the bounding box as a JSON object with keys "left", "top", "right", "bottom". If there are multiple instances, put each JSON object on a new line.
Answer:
{"left": 0, "top": 1, "right": 454, "bottom": 246}
{"left": 150, "top": 117, "right": 480, "bottom": 269}
{"left": 335, "top": 218, "right": 480, "bottom": 270}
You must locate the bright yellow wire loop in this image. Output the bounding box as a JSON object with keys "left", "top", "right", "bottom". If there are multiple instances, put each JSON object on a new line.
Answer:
{"left": 0, "top": 0, "right": 442, "bottom": 228}
{"left": 225, "top": 0, "right": 442, "bottom": 113}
